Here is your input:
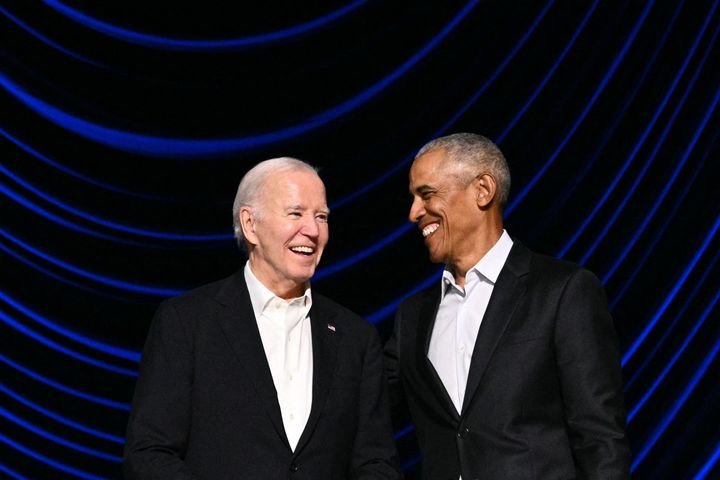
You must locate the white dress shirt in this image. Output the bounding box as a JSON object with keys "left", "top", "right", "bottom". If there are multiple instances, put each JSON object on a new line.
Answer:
{"left": 428, "top": 230, "right": 513, "bottom": 415}
{"left": 244, "top": 262, "right": 313, "bottom": 451}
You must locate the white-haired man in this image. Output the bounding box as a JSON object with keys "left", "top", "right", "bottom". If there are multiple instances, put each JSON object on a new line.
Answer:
{"left": 125, "top": 158, "right": 401, "bottom": 479}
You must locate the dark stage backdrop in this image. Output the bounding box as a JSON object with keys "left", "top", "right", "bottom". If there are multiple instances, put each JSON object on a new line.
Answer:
{"left": 2, "top": 1, "right": 719, "bottom": 478}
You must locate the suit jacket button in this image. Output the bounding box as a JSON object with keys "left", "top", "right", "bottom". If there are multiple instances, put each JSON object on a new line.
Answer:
{"left": 290, "top": 463, "right": 299, "bottom": 472}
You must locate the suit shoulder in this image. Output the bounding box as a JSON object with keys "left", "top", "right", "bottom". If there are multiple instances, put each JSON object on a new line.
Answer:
{"left": 157, "top": 275, "right": 230, "bottom": 319}
{"left": 312, "top": 291, "right": 373, "bottom": 331}
{"left": 528, "top": 251, "right": 601, "bottom": 287}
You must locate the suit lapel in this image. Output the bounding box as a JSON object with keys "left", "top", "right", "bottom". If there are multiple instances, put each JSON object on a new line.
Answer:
{"left": 417, "top": 284, "right": 461, "bottom": 423}
{"left": 293, "top": 296, "right": 338, "bottom": 454}
{"left": 213, "top": 272, "right": 290, "bottom": 448}
{"left": 461, "top": 242, "right": 531, "bottom": 415}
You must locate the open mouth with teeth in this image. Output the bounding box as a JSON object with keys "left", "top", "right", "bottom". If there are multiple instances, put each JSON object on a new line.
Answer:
{"left": 422, "top": 223, "right": 439, "bottom": 238}
{"left": 289, "top": 245, "right": 316, "bottom": 256}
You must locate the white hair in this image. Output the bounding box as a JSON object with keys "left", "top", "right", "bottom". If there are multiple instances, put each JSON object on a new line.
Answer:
{"left": 232, "top": 157, "right": 319, "bottom": 249}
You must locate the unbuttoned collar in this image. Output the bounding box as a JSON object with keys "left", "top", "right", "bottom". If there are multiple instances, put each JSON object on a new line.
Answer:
{"left": 243, "top": 261, "right": 312, "bottom": 320}
{"left": 442, "top": 230, "right": 514, "bottom": 295}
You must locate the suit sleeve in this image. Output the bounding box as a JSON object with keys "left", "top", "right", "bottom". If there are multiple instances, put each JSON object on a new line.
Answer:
{"left": 554, "top": 269, "right": 632, "bottom": 479}
{"left": 124, "top": 301, "right": 197, "bottom": 480}
{"left": 349, "top": 324, "right": 403, "bottom": 479}
{"left": 383, "top": 308, "right": 406, "bottom": 416}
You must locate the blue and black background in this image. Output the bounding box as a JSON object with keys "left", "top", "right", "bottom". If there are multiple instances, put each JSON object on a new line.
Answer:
{"left": 2, "top": 1, "right": 719, "bottom": 478}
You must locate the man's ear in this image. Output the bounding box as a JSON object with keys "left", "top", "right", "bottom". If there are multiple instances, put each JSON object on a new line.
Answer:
{"left": 239, "top": 207, "right": 260, "bottom": 247}
{"left": 474, "top": 173, "right": 497, "bottom": 209}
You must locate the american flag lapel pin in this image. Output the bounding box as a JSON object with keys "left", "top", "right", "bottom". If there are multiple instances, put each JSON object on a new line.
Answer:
{"left": 327, "top": 323, "right": 336, "bottom": 332}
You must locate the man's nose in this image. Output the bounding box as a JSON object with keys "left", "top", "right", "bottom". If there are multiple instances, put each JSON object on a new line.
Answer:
{"left": 301, "top": 215, "right": 321, "bottom": 237}
{"left": 408, "top": 197, "right": 424, "bottom": 223}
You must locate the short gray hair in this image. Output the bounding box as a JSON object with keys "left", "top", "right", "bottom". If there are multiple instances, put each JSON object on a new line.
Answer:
{"left": 416, "top": 133, "right": 511, "bottom": 209}
{"left": 232, "top": 157, "right": 319, "bottom": 248}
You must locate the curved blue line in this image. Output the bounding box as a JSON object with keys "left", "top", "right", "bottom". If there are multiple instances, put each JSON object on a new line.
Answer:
{"left": 496, "top": 1, "right": 599, "bottom": 143}
{"left": 622, "top": 212, "right": 720, "bottom": 366}
{"left": 557, "top": 0, "right": 703, "bottom": 259}
{"left": 0, "top": 291, "right": 140, "bottom": 362}
{"left": 0, "top": 128, "right": 166, "bottom": 200}
{"left": 694, "top": 440, "right": 720, "bottom": 480}
{"left": 0, "top": 228, "right": 184, "bottom": 296}
{"left": 0, "top": 463, "right": 27, "bottom": 480}
{"left": 0, "top": 166, "right": 232, "bottom": 241}
{"left": 333, "top": 0, "right": 557, "bottom": 209}
{"left": 0, "top": 406, "right": 122, "bottom": 462}
{"left": 315, "top": 223, "right": 414, "bottom": 280}
{"left": 505, "top": 0, "right": 657, "bottom": 216}
{"left": 598, "top": 43, "right": 720, "bottom": 280}
{"left": 0, "top": 354, "right": 130, "bottom": 411}
{"left": 0, "top": 310, "right": 137, "bottom": 376}
{"left": 394, "top": 423, "right": 415, "bottom": 440}
{"left": 0, "top": 383, "right": 125, "bottom": 444}
{"left": 0, "top": 5, "right": 102, "bottom": 66}
{"left": 631, "top": 330, "right": 720, "bottom": 470}
{"left": 623, "top": 219, "right": 720, "bottom": 391}
{"left": 0, "top": 434, "right": 107, "bottom": 480}
{"left": 0, "top": 1, "right": 480, "bottom": 157}
{"left": 609, "top": 128, "right": 720, "bottom": 310}
{"left": 574, "top": 3, "right": 719, "bottom": 264}
{"left": 366, "top": 268, "right": 442, "bottom": 323}
{"left": 43, "top": 0, "right": 367, "bottom": 51}
{"left": 628, "top": 285, "right": 720, "bottom": 422}
{"left": 0, "top": 239, "right": 140, "bottom": 301}
{"left": 0, "top": 181, "right": 155, "bottom": 247}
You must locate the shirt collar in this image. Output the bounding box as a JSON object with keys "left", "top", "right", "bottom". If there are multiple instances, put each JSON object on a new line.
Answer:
{"left": 442, "top": 230, "right": 514, "bottom": 290}
{"left": 243, "top": 261, "right": 312, "bottom": 319}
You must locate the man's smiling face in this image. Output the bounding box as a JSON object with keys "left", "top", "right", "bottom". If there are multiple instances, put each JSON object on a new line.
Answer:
{"left": 246, "top": 169, "right": 329, "bottom": 297}
{"left": 408, "top": 149, "right": 481, "bottom": 268}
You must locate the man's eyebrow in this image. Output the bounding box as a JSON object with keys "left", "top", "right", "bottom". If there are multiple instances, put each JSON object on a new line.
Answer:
{"left": 411, "top": 184, "right": 434, "bottom": 194}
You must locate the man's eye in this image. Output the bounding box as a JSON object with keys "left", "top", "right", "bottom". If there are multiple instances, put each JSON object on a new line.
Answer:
{"left": 316, "top": 214, "right": 329, "bottom": 222}
{"left": 289, "top": 212, "right": 302, "bottom": 217}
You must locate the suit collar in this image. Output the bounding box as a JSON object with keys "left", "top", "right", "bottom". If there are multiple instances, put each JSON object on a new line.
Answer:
{"left": 213, "top": 272, "right": 290, "bottom": 449}
{"left": 417, "top": 284, "right": 461, "bottom": 423}
{"left": 461, "top": 240, "right": 531, "bottom": 414}
{"left": 214, "top": 273, "right": 341, "bottom": 455}
{"left": 293, "top": 295, "right": 339, "bottom": 454}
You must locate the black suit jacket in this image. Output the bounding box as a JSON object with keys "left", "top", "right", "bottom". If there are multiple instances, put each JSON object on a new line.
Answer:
{"left": 385, "top": 242, "right": 630, "bottom": 479}
{"left": 125, "top": 271, "right": 401, "bottom": 480}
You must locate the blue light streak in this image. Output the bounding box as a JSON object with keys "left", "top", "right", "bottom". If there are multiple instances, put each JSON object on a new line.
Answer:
{"left": 577, "top": 10, "right": 720, "bottom": 266}
{"left": 0, "top": 406, "right": 122, "bottom": 462}
{"left": 624, "top": 243, "right": 720, "bottom": 391}
{"left": 622, "top": 213, "right": 720, "bottom": 366}
{"left": 505, "top": 0, "right": 656, "bottom": 215}
{"left": 0, "top": 310, "right": 137, "bottom": 376}
{"left": 0, "top": 240, "right": 136, "bottom": 301}
{"left": 628, "top": 284, "right": 720, "bottom": 421}
{"left": 315, "top": 223, "right": 414, "bottom": 280}
{"left": 0, "top": 5, "right": 101, "bottom": 66}
{"left": 609, "top": 129, "right": 719, "bottom": 310}
{"left": 0, "top": 228, "right": 184, "bottom": 297}
{"left": 0, "top": 462, "right": 27, "bottom": 480}
{"left": 0, "top": 383, "right": 124, "bottom": 444}
{"left": 558, "top": 0, "right": 711, "bottom": 260}
{"left": 0, "top": 434, "right": 107, "bottom": 480}
{"left": 1, "top": 128, "right": 162, "bottom": 200}
{"left": 366, "top": 268, "right": 442, "bottom": 323}
{"left": 0, "top": 1, "right": 480, "bottom": 157}
{"left": 0, "top": 354, "right": 130, "bottom": 411}
{"left": 631, "top": 330, "right": 720, "bottom": 470}
{"left": 332, "top": 0, "right": 558, "bottom": 209}
{"left": 693, "top": 440, "right": 720, "bottom": 480}
{"left": 42, "top": 0, "right": 367, "bottom": 51}
{"left": 0, "top": 165, "right": 232, "bottom": 242}
{"left": 0, "top": 291, "right": 140, "bottom": 362}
